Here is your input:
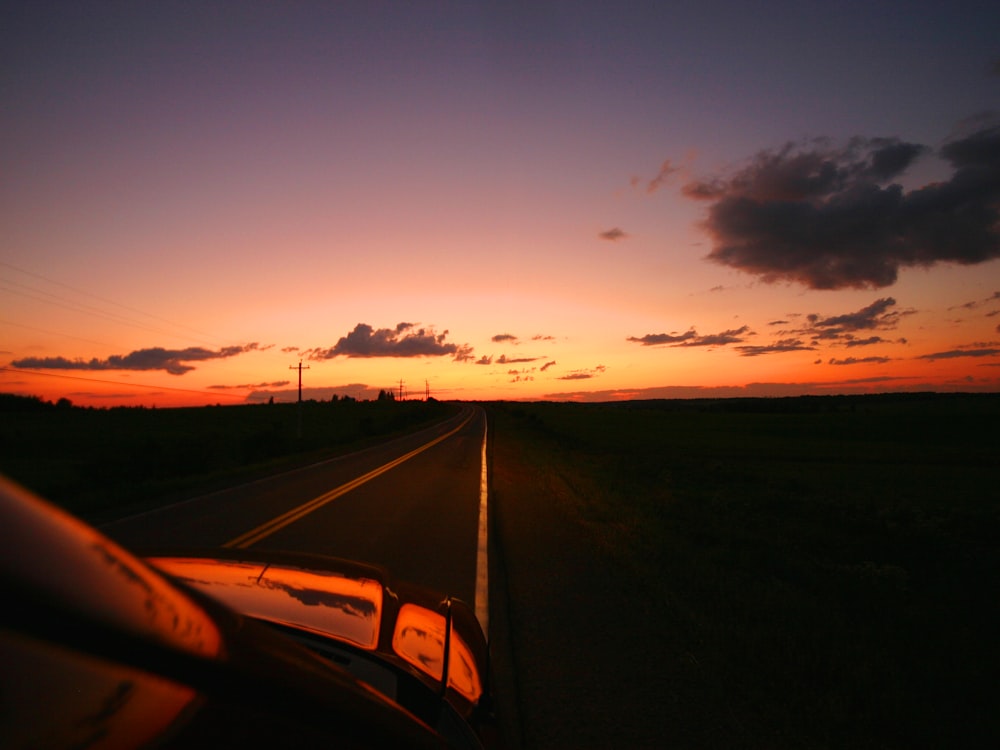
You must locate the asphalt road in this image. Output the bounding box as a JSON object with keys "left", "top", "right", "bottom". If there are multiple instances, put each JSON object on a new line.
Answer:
{"left": 102, "top": 404, "right": 485, "bottom": 604}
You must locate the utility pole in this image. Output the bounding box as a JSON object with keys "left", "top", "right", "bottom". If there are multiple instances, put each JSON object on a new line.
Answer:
{"left": 425, "top": 379, "right": 430, "bottom": 401}
{"left": 399, "top": 378, "right": 404, "bottom": 402}
{"left": 290, "top": 361, "right": 310, "bottom": 439}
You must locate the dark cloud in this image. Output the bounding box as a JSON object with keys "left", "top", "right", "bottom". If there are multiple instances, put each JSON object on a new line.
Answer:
{"left": 311, "top": 323, "right": 469, "bottom": 360}
{"left": 493, "top": 333, "right": 518, "bottom": 343}
{"left": 540, "top": 360, "right": 556, "bottom": 371}
{"left": 475, "top": 355, "right": 493, "bottom": 365}
{"left": 916, "top": 347, "right": 1000, "bottom": 361}
{"left": 828, "top": 356, "right": 891, "bottom": 365}
{"left": 682, "top": 122, "right": 1000, "bottom": 289}
{"left": 809, "top": 297, "right": 900, "bottom": 332}
{"left": 684, "top": 326, "right": 752, "bottom": 346}
{"left": 765, "top": 298, "right": 907, "bottom": 347}
{"left": 497, "top": 354, "right": 539, "bottom": 364}
{"left": 628, "top": 300, "right": 908, "bottom": 359}
{"left": 844, "top": 336, "right": 890, "bottom": 347}
{"left": 735, "top": 339, "right": 815, "bottom": 357}
{"left": 11, "top": 344, "right": 260, "bottom": 375}
{"left": 627, "top": 326, "right": 751, "bottom": 347}
{"left": 626, "top": 330, "right": 698, "bottom": 346}
{"left": 598, "top": 227, "right": 629, "bottom": 241}
{"left": 557, "top": 365, "right": 606, "bottom": 381}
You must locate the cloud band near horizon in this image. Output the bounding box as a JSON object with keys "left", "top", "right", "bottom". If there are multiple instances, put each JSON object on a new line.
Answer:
{"left": 11, "top": 344, "right": 260, "bottom": 375}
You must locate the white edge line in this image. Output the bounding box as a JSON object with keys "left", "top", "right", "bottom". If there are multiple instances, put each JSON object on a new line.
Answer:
{"left": 474, "top": 410, "right": 490, "bottom": 637}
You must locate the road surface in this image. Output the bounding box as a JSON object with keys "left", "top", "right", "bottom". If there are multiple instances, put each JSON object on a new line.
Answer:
{"left": 103, "top": 404, "right": 487, "bottom": 607}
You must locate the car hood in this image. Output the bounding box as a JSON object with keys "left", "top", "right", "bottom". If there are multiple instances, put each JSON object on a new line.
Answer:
{"left": 147, "top": 551, "right": 488, "bottom": 713}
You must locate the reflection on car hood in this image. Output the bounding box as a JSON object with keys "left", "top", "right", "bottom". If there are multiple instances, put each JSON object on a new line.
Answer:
{"left": 149, "top": 553, "right": 485, "bottom": 707}
{"left": 148, "top": 557, "right": 383, "bottom": 649}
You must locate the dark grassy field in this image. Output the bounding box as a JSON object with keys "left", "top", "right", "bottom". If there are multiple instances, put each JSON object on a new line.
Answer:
{"left": 0, "top": 393, "right": 458, "bottom": 519}
{"left": 3, "top": 391, "right": 997, "bottom": 746}
{"left": 489, "top": 393, "right": 999, "bottom": 748}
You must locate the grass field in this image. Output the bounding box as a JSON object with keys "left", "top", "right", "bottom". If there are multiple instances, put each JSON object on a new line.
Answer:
{"left": 488, "top": 393, "right": 999, "bottom": 748}
{"left": 0, "top": 393, "right": 457, "bottom": 518}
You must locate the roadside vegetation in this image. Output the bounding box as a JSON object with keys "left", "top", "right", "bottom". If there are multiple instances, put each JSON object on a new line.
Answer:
{"left": 489, "top": 393, "right": 999, "bottom": 748}
{"left": 0, "top": 393, "right": 457, "bottom": 519}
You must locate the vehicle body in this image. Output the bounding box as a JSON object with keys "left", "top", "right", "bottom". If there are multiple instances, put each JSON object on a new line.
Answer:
{"left": 0, "top": 474, "right": 494, "bottom": 748}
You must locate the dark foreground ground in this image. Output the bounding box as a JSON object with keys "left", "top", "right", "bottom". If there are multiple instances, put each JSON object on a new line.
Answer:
{"left": 486, "top": 394, "right": 999, "bottom": 749}
{"left": 3, "top": 392, "right": 997, "bottom": 747}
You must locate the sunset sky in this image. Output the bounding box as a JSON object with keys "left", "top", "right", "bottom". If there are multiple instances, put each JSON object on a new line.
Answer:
{"left": 3, "top": 2, "right": 999, "bottom": 406}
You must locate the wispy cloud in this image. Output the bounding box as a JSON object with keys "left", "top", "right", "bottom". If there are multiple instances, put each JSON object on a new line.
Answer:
{"left": 808, "top": 297, "right": 902, "bottom": 334}
{"left": 210, "top": 380, "right": 291, "bottom": 390}
{"left": 557, "top": 365, "right": 606, "bottom": 381}
{"left": 598, "top": 227, "right": 629, "bottom": 241}
{"left": 627, "top": 330, "right": 698, "bottom": 346}
{"left": 636, "top": 159, "right": 681, "bottom": 194}
{"left": 736, "top": 339, "right": 816, "bottom": 357}
{"left": 680, "top": 119, "right": 1000, "bottom": 289}
{"left": 310, "top": 322, "right": 471, "bottom": 360}
{"left": 11, "top": 344, "right": 261, "bottom": 375}
{"left": 627, "top": 326, "right": 751, "bottom": 347}
{"left": 627, "top": 299, "right": 912, "bottom": 360}
{"left": 843, "top": 336, "right": 892, "bottom": 347}
{"left": 916, "top": 347, "right": 1000, "bottom": 361}
{"left": 492, "top": 333, "right": 518, "bottom": 343}
{"left": 828, "top": 356, "right": 891, "bottom": 365}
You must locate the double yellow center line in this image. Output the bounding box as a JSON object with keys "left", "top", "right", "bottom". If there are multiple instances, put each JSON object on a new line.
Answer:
{"left": 224, "top": 412, "right": 473, "bottom": 549}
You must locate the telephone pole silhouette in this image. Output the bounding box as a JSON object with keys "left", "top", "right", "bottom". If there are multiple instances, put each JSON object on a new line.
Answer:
{"left": 290, "top": 361, "right": 310, "bottom": 439}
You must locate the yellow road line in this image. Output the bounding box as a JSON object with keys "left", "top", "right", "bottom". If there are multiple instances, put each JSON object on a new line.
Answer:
{"left": 224, "top": 412, "right": 473, "bottom": 549}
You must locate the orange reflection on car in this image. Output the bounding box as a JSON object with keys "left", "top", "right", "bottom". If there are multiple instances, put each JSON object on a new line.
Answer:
{"left": 150, "top": 557, "right": 383, "bottom": 650}
{"left": 391, "top": 603, "right": 482, "bottom": 703}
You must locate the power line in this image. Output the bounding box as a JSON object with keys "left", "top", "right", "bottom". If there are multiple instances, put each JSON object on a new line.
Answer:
{"left": 0, "top": 261, "right": 219, "bottom": 343}
{"left": 0, "top": 261, "right": 297, "bottom": 374}
{"left": 0, "top": 366, "right": 246, "bottom": 399}
{"left": 0, "top": 318, "right": 119, "bottom": 350}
